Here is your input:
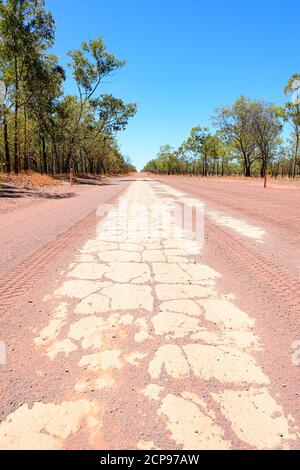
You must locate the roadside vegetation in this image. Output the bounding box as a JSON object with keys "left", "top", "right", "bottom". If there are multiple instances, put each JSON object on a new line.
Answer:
{"left": 0, "top": 0, "right": 137, "bottom": 178}
{"left": 144, "top": 80, "right": 300, "bottom": 178}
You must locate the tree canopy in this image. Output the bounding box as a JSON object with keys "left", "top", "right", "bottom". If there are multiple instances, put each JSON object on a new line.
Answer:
{"left": 0, "top": 0, "right": 137, "bottom": 175}
{"left": 144, "top": 90, "right": 298, "bottom": 178}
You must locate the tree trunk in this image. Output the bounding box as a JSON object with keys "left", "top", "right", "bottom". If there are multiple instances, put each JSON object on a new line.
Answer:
{"left": 100, "top": 159, "right": 106, "bottom": 174}
{"left": 14, "top": 102, "right": 19, "bottom": 174}
{"left": 212, "top": 158, "right": 216, "bottom": 176}
{"left": 88, "top": 158, "right": 94, "bottom": 174}
{"left": 3, "top": 115, "right": 11, "bottom": 173}
{"left": 244, "top": 163, "right": 251, "bottom": 177}
{"left": 264, "top": 163, "right": 268, "bottom": 188}
{"left": 260, "top": 160, "right": 266, "bottom": 178}
{"left": 23, "top": 108, "right": 29, "bottom": 172}
{"left": 293, "top": 129, "right": 299, "bottom": 178}
{"left": 42, "top": 134, "right": 48, "bottom": 174}
{"left": 14, "top": 53, "right": 19, "bottom": 174}
{"left": 39, "top": 142, "right": 43, "bottom": 174}
{"left": 53, "top": 140, "right": 60, "bottom": 174}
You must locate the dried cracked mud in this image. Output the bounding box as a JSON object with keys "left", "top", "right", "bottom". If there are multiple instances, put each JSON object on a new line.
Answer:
{"left": 0, "top": 179, "right": 299, "bottom": 450}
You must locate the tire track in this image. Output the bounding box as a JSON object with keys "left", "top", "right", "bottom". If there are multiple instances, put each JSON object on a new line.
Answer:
{"left": 151, "top": 180, "right": 299, "bottom": 314}
{"left": 0, "top": 210, "right": 97, "bottom": 315}
{"left": 0, "top": 180, "right": 132, "bottom": 316}
{"left": 206, "top": 218, "right": 300, "bottom": 314}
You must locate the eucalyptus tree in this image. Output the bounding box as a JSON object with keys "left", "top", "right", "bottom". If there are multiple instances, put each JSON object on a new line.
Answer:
{"left": 0, "top": 0, "right": 55, "bottom": 173}
{"left": 175, "top": 145, "right": 190, "bottom": 174}
{"left": 25, "top": 54, "right": 65, "bottom": 172}
{"left": 251, "top": 102, "right": 283, "bottom": 178}
{"left": 72, "top": 94, "right": 136, "bottom": 174}
{"left": 183, "top": 126, "right": 220, "bottom": 176}
{"left": 182, "top": 127, "right": 204, "bottom": 175}
{"left": 0, "top": 75, "right": 11, "bottom": 172}
{"left": 86, "top": 94, "right": 136, "bottom": 167}
{"left": 218, "top": 140, "right": 236, "bottom": 176}
{"left": 155, "top": 145, "right": 178, "bottom": 174}
{"left": 66, "top": 38, "right": 132, "bottom": 173}
{"left": 284, "top": 74, "right": 300, "bottom": 177}
{"left": 143, "top": 159, "right": 158, "bottom": 174}
{"left": 144, "top": 129, "right": 232, "bottom": 176}
{"left": 214, "top": 96, "right": 258, "bottom": 177}
{"left": 92, "top": 94, "right": 137, "bottom": 134}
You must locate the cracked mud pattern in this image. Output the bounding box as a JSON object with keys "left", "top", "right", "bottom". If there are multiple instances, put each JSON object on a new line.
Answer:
{"left": 0, "top": 180, "right": 299, "bottom": 450}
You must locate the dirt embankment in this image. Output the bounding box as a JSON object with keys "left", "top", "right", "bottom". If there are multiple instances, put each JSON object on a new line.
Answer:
{"left": 0, "top": 173, "right": 115, "bottom": 215}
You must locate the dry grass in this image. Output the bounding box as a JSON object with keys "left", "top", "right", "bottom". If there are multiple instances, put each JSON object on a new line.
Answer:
{"left": 0, "top": 172, "right": 62, "bottom": 189}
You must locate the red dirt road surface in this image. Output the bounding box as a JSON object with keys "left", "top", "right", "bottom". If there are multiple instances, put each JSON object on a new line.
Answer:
{"left": 0, "top": 175, "right": 299, "bottom": 450}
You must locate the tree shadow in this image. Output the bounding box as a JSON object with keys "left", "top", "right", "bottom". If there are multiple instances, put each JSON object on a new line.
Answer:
{"left": 74, "top": 176, "right": 115, "bottom": 186}
{"left": 0, "top": 185, "right": 76, "bottom": 200}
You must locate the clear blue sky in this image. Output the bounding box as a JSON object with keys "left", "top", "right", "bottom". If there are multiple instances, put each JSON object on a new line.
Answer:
{"left": 47, "top": 0, "right": 300, "bottom": 170}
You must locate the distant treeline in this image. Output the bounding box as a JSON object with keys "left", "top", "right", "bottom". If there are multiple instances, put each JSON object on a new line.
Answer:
{"left": 0, "top": 1, "right": 137, "bottom": 176}
{"left": 144, "top": 82, "right": 300, "bottom": 178}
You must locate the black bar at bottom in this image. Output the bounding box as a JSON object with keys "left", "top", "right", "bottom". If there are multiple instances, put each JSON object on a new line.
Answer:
{"left": 0, "top": 450, "right": 298, "bottom": 466}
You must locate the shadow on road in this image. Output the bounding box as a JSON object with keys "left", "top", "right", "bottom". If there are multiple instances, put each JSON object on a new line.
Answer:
{"left": 0, "top": 185, "right": 76, "bottom": 200}
{"left": 74, "top": 176, "right": 115, "bottom": 186}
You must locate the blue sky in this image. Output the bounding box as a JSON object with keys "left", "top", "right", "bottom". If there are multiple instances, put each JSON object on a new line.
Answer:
{"left": 47, "top": 0, "right": 300, "bottom": 170}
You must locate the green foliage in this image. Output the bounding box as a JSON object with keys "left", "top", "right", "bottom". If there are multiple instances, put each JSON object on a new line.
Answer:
{"left": 0, "top": 2, "right": 136, "bottom": 175}
{"left": 144, "top": 95, "right": 292, "bottom": 178}
{"left": 94, "top": 94, "right": 137, "bottom": 133}
{"left": 283, "top": 75, "right": 300, "bottom": 177}
{"left": 68, "top": 38, "right": 125, "bottom": 99}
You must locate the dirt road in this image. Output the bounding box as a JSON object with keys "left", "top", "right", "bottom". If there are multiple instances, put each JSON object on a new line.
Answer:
{"left": 0, "top": 177, "right": 131, "bottom": 276}
{"left": 0, "top": 176, "right": 299, "bottom": 450}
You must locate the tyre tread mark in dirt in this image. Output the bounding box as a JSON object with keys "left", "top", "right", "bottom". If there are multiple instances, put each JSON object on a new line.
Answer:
{"left": 1, "top": 201, "right": 298, "bottom": 317}
{"left": 0, "top": 211, "right": 97, "bottom": 314}
{"left": 0, "top": 183, "right": 129, "bottom": 315}
{"left": 206, "top": 219, "right": 300, "bottom": 314}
